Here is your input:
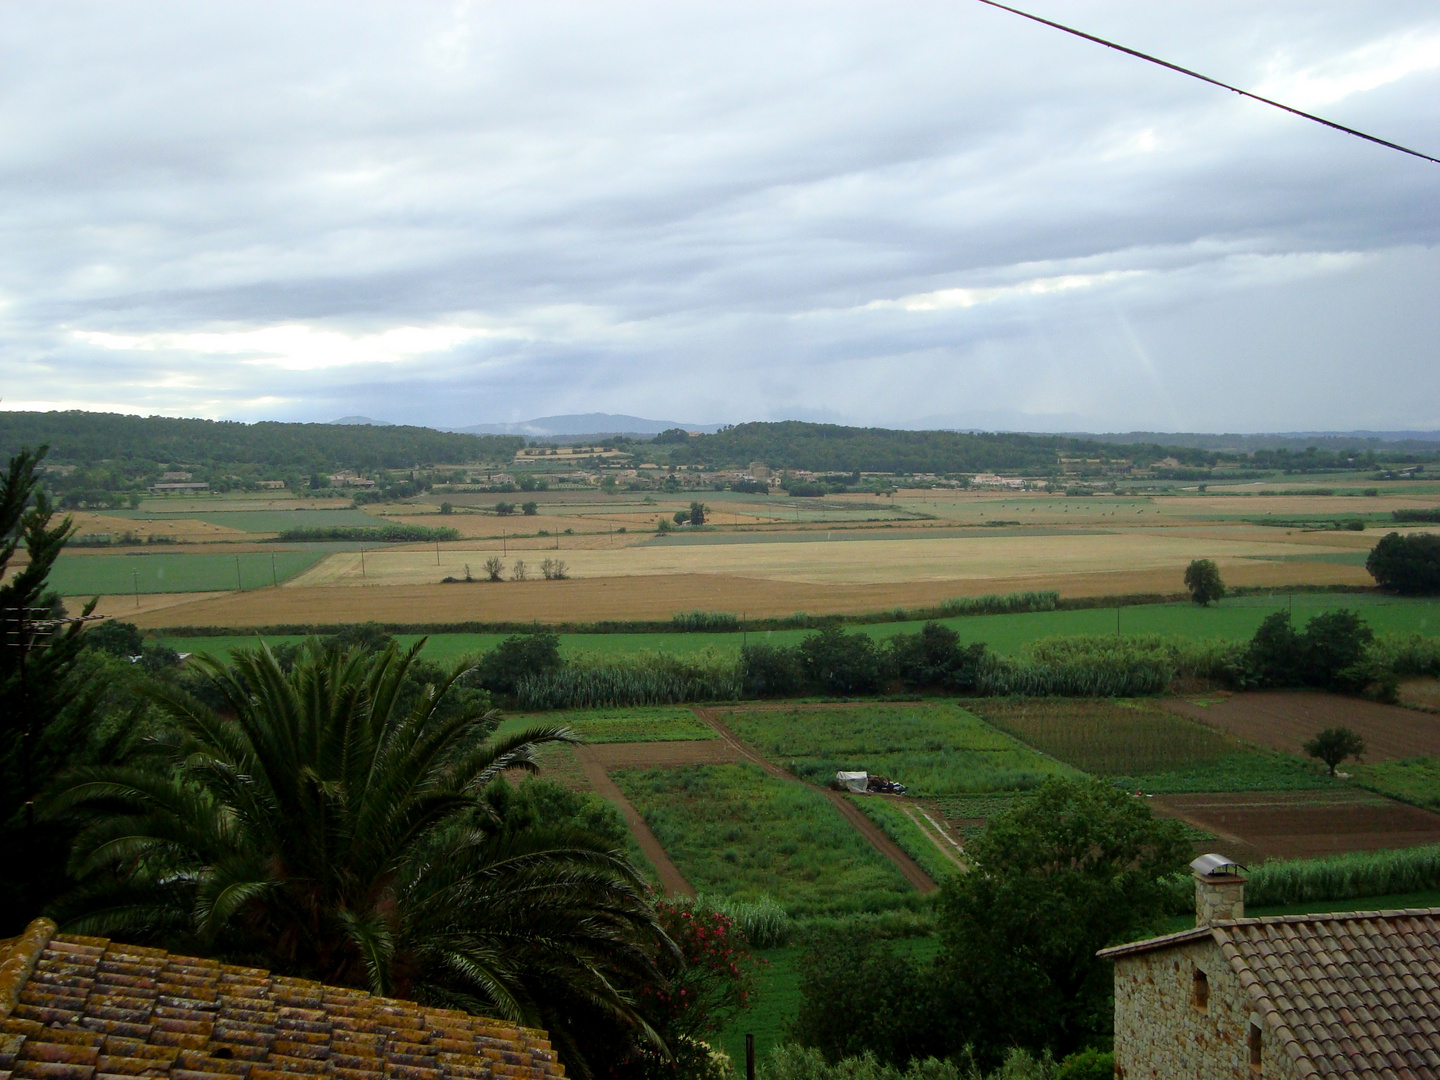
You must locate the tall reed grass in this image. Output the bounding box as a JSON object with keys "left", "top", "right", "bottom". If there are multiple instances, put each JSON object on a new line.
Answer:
{"left": 1162, "top": 845, "right": 1440, "bottom": 912}
{"left": 694, "top": 893, "right": 794, "bottom": 947}
{"left": 671, "top": 610, "right": 741, "bottom": 632}
{"left": 1369, "top": 633, "right": 1440, "bottom": 677}
{"left": 939, "top": 591, "right": 1059, "bottom": 617}
{"left": 516, "top": 649, "right": 742, "bottom": 709}
{"left": 972, "top": 653, "right": 1171, "bottom": 697}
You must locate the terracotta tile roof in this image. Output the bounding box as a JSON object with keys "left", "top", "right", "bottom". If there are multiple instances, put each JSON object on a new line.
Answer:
{"left": 1101, "top": 907, "right": 1440, "bottom": 1079}
{"left": 0, "top": 919, "right": 563, "bottom": 1080}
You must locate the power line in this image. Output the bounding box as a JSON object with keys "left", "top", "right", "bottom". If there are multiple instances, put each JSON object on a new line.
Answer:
{"left": 971, "top": 0, "right": 1440, "bottom": 165}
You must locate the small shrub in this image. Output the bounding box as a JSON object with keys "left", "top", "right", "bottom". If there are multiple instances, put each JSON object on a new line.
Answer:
{"left": 539, "top": 558, "right": 568, "bottom": 580}
{"left": 511, "top": 559, "right": 528, "bottom": 581}
{"left": 482, "top": 556, "right": 505, "bottom": 582}
{"left": 1303, "top": 727, "right": 1366, "bottom": 776}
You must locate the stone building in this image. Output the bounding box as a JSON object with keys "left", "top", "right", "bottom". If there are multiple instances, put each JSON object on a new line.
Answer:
{"left": 0, "top": 918, "right": 564, "bottom": 1080}
{"left": 1099, "top": 855, "right": 1440, "bottom": 1079}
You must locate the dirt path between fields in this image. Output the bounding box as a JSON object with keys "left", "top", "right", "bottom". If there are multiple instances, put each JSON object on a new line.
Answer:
{"left": 692, "top": 707, "right": 938, "bottom": 895}
{"left": 574, "top": 744, "right": 695, "bottom": 898}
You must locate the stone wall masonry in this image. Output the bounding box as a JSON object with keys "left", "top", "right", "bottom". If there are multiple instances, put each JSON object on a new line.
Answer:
{"left": 1112, "top": 939, "right": 1301, "bottom": 1080}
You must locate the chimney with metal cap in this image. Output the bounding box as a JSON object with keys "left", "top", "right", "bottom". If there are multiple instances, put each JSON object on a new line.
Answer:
{"left": 1191, "top": 853, "right": 1246, "bottom": 926}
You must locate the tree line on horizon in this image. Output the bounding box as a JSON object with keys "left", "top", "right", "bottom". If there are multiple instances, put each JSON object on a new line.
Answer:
{"left": 13, "top": 411, "right": 1440, "bottom": 484}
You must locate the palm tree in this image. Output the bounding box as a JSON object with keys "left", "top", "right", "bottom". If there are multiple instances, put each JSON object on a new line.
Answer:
{"left": 51, "top": 639, "right": 671, "bottom": 1076}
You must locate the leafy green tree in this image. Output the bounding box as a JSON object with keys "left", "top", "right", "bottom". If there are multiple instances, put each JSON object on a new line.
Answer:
{"left": 523, "top": 501, "right": 539, "bottom": 515}
{"left": 1244, "top": 609, "right": 1374, "bottom": 691}
{"left": 52, "top": 640, "right": 669, "bottom": 1077}
{"left": 688, "top": 502, "right": 707, "bottom": 527}
{"left": 475, "top": 631, "right": 563, "bottom": 695}
{"left": 886, "top": 623, "right": 987, "bottom": 690}
{"left": 1183, "top": 559, "right": 1225, "bottom": 606}
{"left": 799, "top": 626, "right": 883, "bottom": 696}
{"left": 1367, "top": 532, "right": 1440, "bottom": 595}
{"left": 934, "top": 778, "right": 1189, "bottom": 1065}
{"left": 1297, "top": 609, "right": 1373, "bottom": 691}
{"left": 1303, "top": 727, "right": 1366, "bottom": 776}
{"left": 792, "top": 929, "right": 942, "bottom": 1066}
{"left": 1245, "top": 611, "right": 1303, "bottom": 685}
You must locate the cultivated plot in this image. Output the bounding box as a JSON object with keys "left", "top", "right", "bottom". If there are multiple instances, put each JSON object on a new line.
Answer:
{"left": 969, "top": 698, "right": 1330, "bottom": 792}
{"left": 721, "top": 702, "right": 1069, "bottom": 794}
{"left": 611, "top": 762, "right": 917, "bottom": 915}
{"left": 505, "top": 706, "right": 718, "bottom": 744}
{"left": 1163, "top": 691, "right": 1440, "bottom": 761}
{"left": 1149, "top": 790, "right": 1440, "bottom": 862}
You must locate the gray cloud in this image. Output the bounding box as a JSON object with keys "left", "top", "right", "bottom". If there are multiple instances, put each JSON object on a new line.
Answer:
{"left": 1, "top": 1, "right": 1437, "bottom": 431}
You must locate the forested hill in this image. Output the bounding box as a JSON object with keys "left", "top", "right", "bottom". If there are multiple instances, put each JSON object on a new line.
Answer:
{"left": 0, "top": 412, "right": 523, "bottom": 471}
{"left": 656, "top": 421, "right": 1216, "bottom": 473}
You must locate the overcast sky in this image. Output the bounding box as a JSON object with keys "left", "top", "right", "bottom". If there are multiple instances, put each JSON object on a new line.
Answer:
{"left": 2, "top": 2, "right": 1438, "bottom": 433}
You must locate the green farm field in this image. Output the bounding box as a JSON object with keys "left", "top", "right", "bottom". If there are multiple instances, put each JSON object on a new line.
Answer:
{"left": 969, "top": 698, "right": 1335, "bottom": 792}
{"left": 52, "top": 549, "right": 329, "bottom": 595}
{"left": 850, "top": 796, "right": 963, "bottom": 883}
{"left": 723, "top": 702, "right": 1069, "bottom": 794}
{"left": 155, "top": 590, "right": 1440, "bottom": 661}
{"left": 612, "top": 762, "right": 916, "bottom": 916}
{"left": 500, "top": 707, "right": 716, "bottom": 744}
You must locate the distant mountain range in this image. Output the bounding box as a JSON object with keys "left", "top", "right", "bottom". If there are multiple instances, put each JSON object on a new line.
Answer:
{"left": 446, "top": 413, "right": 723, "bottom": 439}
{"left": 328, "top": 415, "right": 394, "bottom": 426}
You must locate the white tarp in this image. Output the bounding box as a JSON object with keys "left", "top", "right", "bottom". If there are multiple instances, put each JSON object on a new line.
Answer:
{"left": 837, "top": 771, "right": 869, "bottom": 793}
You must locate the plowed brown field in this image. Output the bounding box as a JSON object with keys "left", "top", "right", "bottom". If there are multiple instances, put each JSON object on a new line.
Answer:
{"left": 1149, "top": 790, "right": 1440, "bottom": 862}
{"left": 1165, "top": 691, "right": 1440, "bottom": 761}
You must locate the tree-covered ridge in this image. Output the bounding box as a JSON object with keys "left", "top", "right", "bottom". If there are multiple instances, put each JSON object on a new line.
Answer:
{"left": 659, "top": 421, "right": 1220, "bottom": 474}
{"left": 0, "top": 411, "right": 523, "bottom": 471}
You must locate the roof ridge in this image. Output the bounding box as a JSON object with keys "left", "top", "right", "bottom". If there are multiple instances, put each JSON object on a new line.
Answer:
{"left": 0, "top": 917, "right": 56, "bottom": 1020}
{"left": 1215, "top": 905, "right": 1440, "bottom": 928}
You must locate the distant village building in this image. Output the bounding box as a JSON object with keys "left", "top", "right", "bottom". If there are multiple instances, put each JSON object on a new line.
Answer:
{"left": 256, "top": 479, "right": 287, "bottom": 489}
{"left": 328, "top": 473, "right": 376, "bottom": 487}
{"left": 1100, "top": 855, "right": 1440, "bottom": 1078}
{"left": 972, "top": 473, "right": 1025, "bottom": 489}
{"left": 749, "top": 462, "right": 771, "bottom": 480}
{"left": 149, "top": 482, "right": 209, "bottom": 493}
{"left": 160, "top": 470, "right": 193, "bottom": 481}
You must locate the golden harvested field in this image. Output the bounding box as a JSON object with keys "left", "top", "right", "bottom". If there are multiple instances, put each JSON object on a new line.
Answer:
{"left": 282, "top": 527, "right": 1364, "bottom": 588}
{"left": 46, "top": 485, "right": 1438, "bottom": 627}
{"left": 67, "top": 511, "right": 253, "bottom": 543}
{"left": 112, "top": 559, "right": 1368, "bottom": 629}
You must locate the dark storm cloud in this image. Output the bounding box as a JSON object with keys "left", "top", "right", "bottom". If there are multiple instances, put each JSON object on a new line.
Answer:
{"left": 0, "top": 1, "right": 1437, "bottom": 430}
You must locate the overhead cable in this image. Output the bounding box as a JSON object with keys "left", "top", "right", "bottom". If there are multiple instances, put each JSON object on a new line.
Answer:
{"left": 971, "top": 0, "right": 1440, "bottom": 165}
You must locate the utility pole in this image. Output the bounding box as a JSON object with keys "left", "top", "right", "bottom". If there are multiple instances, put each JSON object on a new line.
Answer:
{"left": 360, "top": 546, "right": 366, "bottom": 578}
{"left": 133, "top": 569, "right": 140, "bottom": 608}
{"left": 271, "top": 552, "right": 278, "bottom": 587}
{"left": 235, "top": 556, "right": 242, "bottom": 592}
